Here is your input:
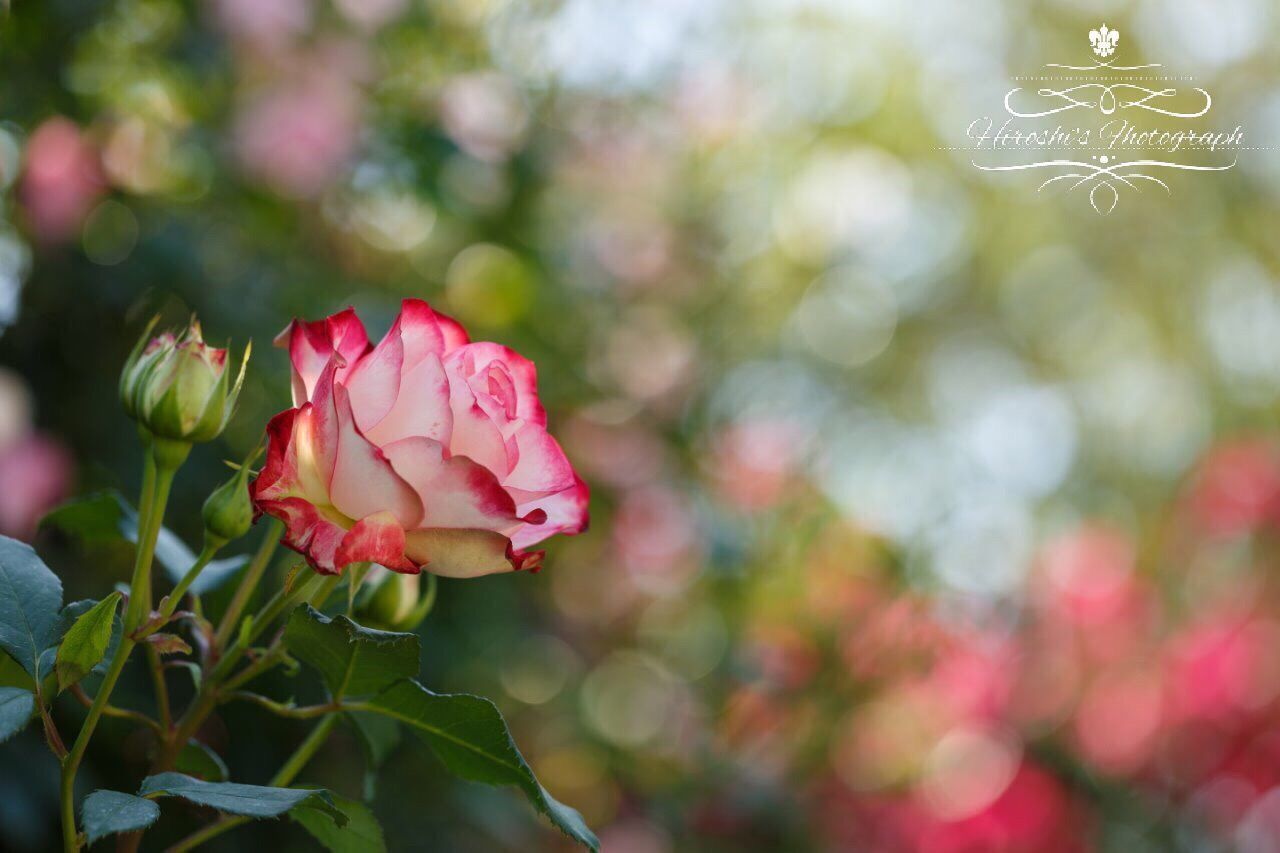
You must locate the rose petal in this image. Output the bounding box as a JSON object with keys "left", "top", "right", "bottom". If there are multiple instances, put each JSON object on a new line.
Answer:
{"left": 448, "top": 378, "right": 513, "bottom": 477}
{"left": 503, "top": 421, "right": 576, "bottom": 502}
{"left": 511, "top": 474, "right": 589, "bottom": 551}
{"left": 273, "top": 307, "right": 370, "bottom": 405}
{"left": 344, "top": 322, "right": 405, "bottom": 433}
{"left": 328, "top": 383, "right": 423, "bottom": 528}
{"left": 335, "top": 510, "right": 418, "bottom": 573}
{"left": 257, "top": 496, "right": 348, "bottom": 574}
{"left": 403, "top": 528, "right": 534, "bottom": 578}
{"left": 252, "top": 404, "right": 331, "bottom": 507}
{"left": 448, "top": 342, "right": 545, "bottom": 427}
{"left": 382, "top": 436, "right": 535, "bottom": 532}
{"left": 363, "top": 352, "right": 453, "bottom": 448}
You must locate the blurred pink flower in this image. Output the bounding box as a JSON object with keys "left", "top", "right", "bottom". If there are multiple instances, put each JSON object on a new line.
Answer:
{"left": 817, "top": 762, "right": 1090, "bottom": 852}
{"left": 1187, "top": 439, "right": 1280, "bottom": 538}
{"left": 1072, "top": 667, "right": 1163, "bottom": 774}
{"left": 0, "top": 433, "right": 73, "bottom": 540}
{"left": 613, "top": 485, "right": 702, "bottom": 591}
{"left": 710, "top": 419, "right": 804, "bottom": 512}
{"left": 234, "top": 72, "right": 360, "bottom": 198}
{"left": 212, "top": 0, "right": 311, "bottom": 48}
{"left": 19, "top": 117, "right": 105, "bottom": 243}
{"left": 440, "top": 73, "right": 529, "bottom": 163}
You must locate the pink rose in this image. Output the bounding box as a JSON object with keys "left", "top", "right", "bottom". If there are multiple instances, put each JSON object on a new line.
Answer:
{"left": 251, "top": 299, "right": 588, "bottom": 577}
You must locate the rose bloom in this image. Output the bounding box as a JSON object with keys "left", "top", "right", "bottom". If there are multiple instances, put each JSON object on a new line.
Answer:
{"left": 251, "top": 299, "right": 588, "bottom": 576}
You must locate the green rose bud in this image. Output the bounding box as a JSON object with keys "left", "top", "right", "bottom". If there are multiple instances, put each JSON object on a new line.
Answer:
{"left": 121, "top": 317, "right": 250, "bottom": 445}
{"left": 202, "top": 446, "right": 261, "bottom": 547}
{"left": 358, "top": 568, "right": 437, "bottom": 632}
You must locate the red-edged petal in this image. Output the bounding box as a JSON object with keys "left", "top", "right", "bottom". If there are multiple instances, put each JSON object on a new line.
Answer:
{"left": 511, "top": 473, "right": 589, "bottom": 551}
{"left": 344, "top": 321, "right": 405, "bottom": 433}
{"left": 363, "top": 352, "right": 453, "bottom": 448}
{"left": 502, "top": 421, "right": 577, "bottom": 502}
{"left": 252, "top": 402, "right": 331, "bottom": 508}
{"left": 383, "top": 436, "right": 537, "bottom": 532}
{"left": 328, "top": 383, "right": 423, "bottom": 528}
{"left": 403, "top": 528, "right": 533, "bottom": 578}
{"left": 397, "top": 297, "right": 472, "bottom": 368}
{"left": 448, "top": 342, "right": 545, "bottom": 427}
{"left": 434, "top": 307, "right": 470, "bottom": 353}
{"left": 273, "top": 307, "right": 370, "bottom": 405}
{"left": 256, "top": 496, "right": 348, "bottom": 574}
{"left": 448, "top": 377, "right": 513, "bottom": 477}
{"left": 335, "top": 511, "right": 419, "bottom": 573}
{"left": 251, "top": 408, "right": 298, "bottom": 499}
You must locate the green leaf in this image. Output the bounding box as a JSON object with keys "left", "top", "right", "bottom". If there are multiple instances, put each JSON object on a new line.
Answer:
{"left": 0, "top": 650, "right": 34, "bottom": 691}
{"left": 366, "top": 680, "right": 598, "bottom": 851}
{"left": 346, "top": 711, "right": 401, "bottom": 800}
{"left": 138, "top": 773, "right": 346, "bottom": 825}
{"left": 37, "top": 600, "right": 122, "bottom": 684}
{"left": 82, "top": 790, "right": 161, "bottom": 845}
{"left": 0, "top": 536, "right": 64, "bottom": 679}
{"left": 285, "top": 605, "right": 418, "bottom": 700}
{"left": 55, "top": 592, "right": 121, "bottom": 692}
{"left": 42, "top": 492, "right": 249, "bottom": 594}
{"left": 0, "top": 686, "right": 35, "bottom": 743}
{"left": 292, "top": 793, "right": 387, "bottom": 853}
{"left": 175, "top": 740, "right": 229, "bottom": 782}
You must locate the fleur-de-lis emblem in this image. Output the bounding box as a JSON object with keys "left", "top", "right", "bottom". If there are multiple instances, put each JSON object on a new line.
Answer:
{"left": 1089, "top": 24, "right": 1119, "bottom": 58}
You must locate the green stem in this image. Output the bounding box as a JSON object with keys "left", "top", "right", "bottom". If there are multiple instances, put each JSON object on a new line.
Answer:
{"left": 60, "top": 448, "right": 183, "bottom": 853}
{"left": 154, "top": 573, "right": 338, "bottom": 773}
{"left": 144, "top": 646, "right": 173, "bottom": 732}
{"left": 157, "top": 542, "right": 219, "bottom": 625}
{"left": 165, "top": 715, "right": 339, "bottom": 853}
{"left": 220, "top": 692, "right": 339, "bottom": 718}
{"left": 213, "top": 519, "right": 283, "bottom": 650}
{"left": 218, "top": 647, "right": 285, "bottom": 694}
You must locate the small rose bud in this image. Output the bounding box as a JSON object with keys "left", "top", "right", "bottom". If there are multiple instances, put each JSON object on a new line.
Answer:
{"left": 119, "top": 315, "right": 164, "bottom": 420}
{"left": 202, "top": 447, "right": 260, "bottom": 547}
{"left": 122, "top": 317, "right": 250, "bottom": 444}
{"left": 358, "top": 568, "right": 435, "bottom": 632}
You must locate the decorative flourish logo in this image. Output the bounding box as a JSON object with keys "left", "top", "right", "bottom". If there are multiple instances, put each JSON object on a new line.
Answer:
{"left": 960, "top": 24, "right": 1247, "bottom": 215}
{"left": 1089, "top": 24, "right": 1119, "bottom": 58}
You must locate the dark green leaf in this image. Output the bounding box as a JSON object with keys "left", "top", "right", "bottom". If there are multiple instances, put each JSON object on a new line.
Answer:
{"left": 41, "top": 493, "right": 248, "bottom": 595}
{"left": 293, "top": 793, "right": 387, "bottom": 853}
{"left": 0, "top": 650, "right": 34, "bottom": 691}
{"left": 82, "top": 790, "right": 160, "bottom": 845}
{"left": 346, "top": 711, "right": 401, "bottom": 800}
{"left": 0, "top": 536, "right": 64, "bottom": 679}
{"left": 285, "top": 605, "right": 418, "bottom": 700}
{"left": 0, "top": 686, "right": 34, "bottom": 743}
{"left": 175, "top": 740, "right": 229, "bottom": 782}
{"left": 138, "top": 773, "right": 346, "bottom": 825}
{"left": 40, "top": 494, "right": 125, "bottom": 543}
{"left": 366, "top": 680, "right": 598, "bottom": 850}
{"left": 55, "top": 592, "right": 121, "bottom": 692}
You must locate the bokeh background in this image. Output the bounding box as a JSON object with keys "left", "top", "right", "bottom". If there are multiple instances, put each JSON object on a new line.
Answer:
{"left": 3, "top": 0, "right": 1280, "bottom": 850}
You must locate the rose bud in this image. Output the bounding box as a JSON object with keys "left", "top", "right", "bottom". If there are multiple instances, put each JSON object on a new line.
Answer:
{"left": 122, "top": 318, "right": 250, "bottom": 446}
{"left": 358, "top": 567, "right": 436, "bottom": 631}
{"left": 251, "top": 299, "right": 589, "bottom": 577}
{"left": 202, "top": 446, "right": 261, "bottom": 547}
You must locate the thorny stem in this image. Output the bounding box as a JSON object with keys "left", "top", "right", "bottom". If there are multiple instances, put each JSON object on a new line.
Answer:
{"left": 59, "top": 446, "right": 184, "bottom": 853}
